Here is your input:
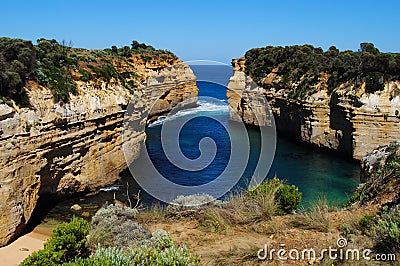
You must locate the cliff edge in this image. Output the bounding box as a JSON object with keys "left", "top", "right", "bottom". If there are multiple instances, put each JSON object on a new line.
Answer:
{"left": 0, "top": 38, "right": 198, "bottom": 246}
{"left": 228, "top": 44, "right": 400, "bottom": 160}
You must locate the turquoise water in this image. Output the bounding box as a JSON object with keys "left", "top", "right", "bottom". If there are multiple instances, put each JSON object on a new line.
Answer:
{"left": 30, "top": 65, "right": 360, "bottom": 230}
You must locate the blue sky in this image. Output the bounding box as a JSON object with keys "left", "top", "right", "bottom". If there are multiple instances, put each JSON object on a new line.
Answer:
{"left": 1, "top": 0, "right": 399, "bottom": 64}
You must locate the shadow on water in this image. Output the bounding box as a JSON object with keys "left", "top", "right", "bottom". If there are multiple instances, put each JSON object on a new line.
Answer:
{"left": 21, "top": 170, "right": 147, "bottom": 235}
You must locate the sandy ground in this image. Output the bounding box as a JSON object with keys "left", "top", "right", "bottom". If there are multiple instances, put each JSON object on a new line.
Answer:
{"left": 0, "top": 230, "right": 50, "bottom": 266}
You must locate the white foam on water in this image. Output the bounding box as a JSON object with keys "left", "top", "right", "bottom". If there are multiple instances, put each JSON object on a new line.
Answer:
{"left": 99, "top": 184, "right": 123, "bottom": 192}
{"left": 149, "top": 100, "right": 229, "bottom": 127}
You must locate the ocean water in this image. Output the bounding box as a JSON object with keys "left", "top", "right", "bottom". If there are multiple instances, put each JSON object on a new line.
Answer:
{"left": 141, "top": 64, "right": 360, "bottom": 206}
{"left": 29, "top": 64, "right": 360, "bottom": 230}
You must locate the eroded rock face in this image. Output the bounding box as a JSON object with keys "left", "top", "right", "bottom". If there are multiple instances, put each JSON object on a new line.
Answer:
{"left": 356, "top": 141, "right": 400, "bottom": 206}
{"left": 227, "top": 71, "right": 274, "bottom": 127}
{"left": 228, "top": 59, "right": 400, "bottom": 160}
{"left": 0, "top": 62, "right": 197, "bottom": 246}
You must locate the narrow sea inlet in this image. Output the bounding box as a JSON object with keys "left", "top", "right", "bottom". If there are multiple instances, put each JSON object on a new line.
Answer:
{"left": 30, "top": 64, "right": 360, "bottom": 231}
{"left": 142, "top": 65, "right": 360, "bottom": 206}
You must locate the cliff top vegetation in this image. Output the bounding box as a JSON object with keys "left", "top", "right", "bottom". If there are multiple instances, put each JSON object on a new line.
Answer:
{"left": 244, "top": 43, "right": 400, "bottom": 100}
{"left": 0, "top": 37, "right": 177, "bottom": 106}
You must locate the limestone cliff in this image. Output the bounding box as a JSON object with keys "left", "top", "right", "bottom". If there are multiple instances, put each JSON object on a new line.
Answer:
{"left": 349, "top": 141, "right": 400, "bottom": 207}
{"left": 228, "top": 57, "right": 400, "bottom": 160}
{"left": 0, "top": 53, "right": 197, "bottom": 246}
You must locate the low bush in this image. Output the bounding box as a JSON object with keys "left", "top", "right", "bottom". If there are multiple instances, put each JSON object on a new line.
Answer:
{"left": 275, "top": 184, "right": 302, "bottom": 215}
{"left": 64, "top": 232, "right": 198, "bottom": 266}
{"left": 79, "top": 69, "right": 91, "bottom": 82}
{"left": 20, "top": 217, "right": 90, "bottom": 266}
{"left": 245, "top": 43, "right": 400, "bottom": 100}
{"left": 246, "top": 177, "right": 302, "bottom": 215}
{"left": 359, "top": 214, "right": 376, "bottom": 235}
{"left": 375, "top": 206, "right": 400, "bottom": 252}
{"left": 86, "top": 204, "right": 150, "bottom": 251}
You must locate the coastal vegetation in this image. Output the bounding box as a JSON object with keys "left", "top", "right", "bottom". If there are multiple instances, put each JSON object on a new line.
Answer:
{"left": 343, "top": 142, "right": 400, "bottom": 254}
{"left": 21, "top": 210, "right": 199, "bottom": 266}
{"left": 20, "top": 217, "right": 90, "bottom": 266}
{"left": 244, "top": 43, "right": 400, "bottom": 99}
{"left": 196, "top": 177, "right": 302, "bottom": 233}
{"left": 347, "top": 141, "right": 400, "bottom": 206}
{"left": 20, "top": 178, "right": 302, "bottom": 265}
{"left": 18, "top": 152, "right": 400, "bottom": 265}
{"left": 0, "top": 37, "right": 176, "bottom": 105}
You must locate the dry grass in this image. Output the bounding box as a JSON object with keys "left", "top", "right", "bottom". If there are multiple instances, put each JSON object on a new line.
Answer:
{"left": 199, "top": 209, "right": 230, "bottom": 233}
{"left": 198, "top": 185, "right": 278, "bottom": 233}
{"left": 135, "top": 204, "right": 166, "bottom": 224}
{"left": 291, "top": 196, "right": 332, "bottom": 232}
{"left": 251, "top": 217, "right": 285, "bottom": 235}
{"left": 206, "top": 245, "right": 262, "bottom": 266}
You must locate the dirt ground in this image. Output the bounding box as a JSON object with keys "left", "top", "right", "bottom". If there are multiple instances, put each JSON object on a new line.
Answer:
{"left": 148, "top": 204, "right": 385, "bottom": 265}
{"left": 0, "top": 203, "right": 390, "bottom": 266}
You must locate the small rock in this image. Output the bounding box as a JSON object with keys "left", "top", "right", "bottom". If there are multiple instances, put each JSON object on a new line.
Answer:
{"left": 308, "top": 259, "right": 315, "bottom": 265}
{"left": 279, "top": 243, "right": 285, "bottom": 247}
{"left": 19, "top": 247, "right": 29, "bottom": 251}
{"left": 70, "top": 204, "right": 82, "bottom": 211}
{"left": 113, "top": 199, "right": 125, "bottom": 207}
{"left": 81, "top": 211, "right": 90, "bottom": 217}
{"left": 5, "top": 143, "right": 13, "bottom": 150}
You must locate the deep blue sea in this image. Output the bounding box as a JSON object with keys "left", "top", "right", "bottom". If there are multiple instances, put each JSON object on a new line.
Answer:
{"left": 33, "top": 64, "right": 360, "bottom": 228}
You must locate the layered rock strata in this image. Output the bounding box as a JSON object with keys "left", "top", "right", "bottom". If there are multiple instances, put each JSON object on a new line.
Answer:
{"left": 0, "top": 61, "right": 197, "bottom": 246}
{"left": 228, "top": 58, "right": 400, "bottom": 160}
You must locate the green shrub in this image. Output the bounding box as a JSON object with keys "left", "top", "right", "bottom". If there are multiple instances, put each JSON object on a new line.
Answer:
{"left": 20, "top": 217, "right": 90, "bottom": 266}
{"left": 247, "top": 177, "right": 302, "bottom": 214}
{"left": 100, "top": 63, "right": 117, "bottom": 81}
{"left": 365, "top": 72, "right": 384, "bottom": 93}
{"left": 359, "top": 214, "right": 376, "bottom": 235}
{"left": 5, "top": 71, "right": 23, "bottom": 92}
{"left": 63, "top": 247, "right": 132, "bottom": 266}
{"left": 129, "top": 245, "right": 198, "bottom": 266}
{"left": 63, "top": 256, "right": 114, "bottom": 266}
{"left": 79, "top": 69, "right": 91, "bottom": 82}
{"left": 275, "top": 184, "right": 302, "bottom": 214}
{"left": 65, "top": 233, "right": 198, "bottom": 266}
{"left": 245, "top": 177, "right": 282, "bottom": 197}
{"left": 87, "top": 204, "right": 152, "bottom": 251}
{"left": 375, "top": 206, "right": 400, "bottom": 252}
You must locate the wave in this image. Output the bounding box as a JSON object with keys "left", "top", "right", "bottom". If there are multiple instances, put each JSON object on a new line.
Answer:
{"left": 149, "top": 100, "right": 229, "bottom": 127}
{"left": 99, "top": 184, "right": 123, "bottom": 192}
